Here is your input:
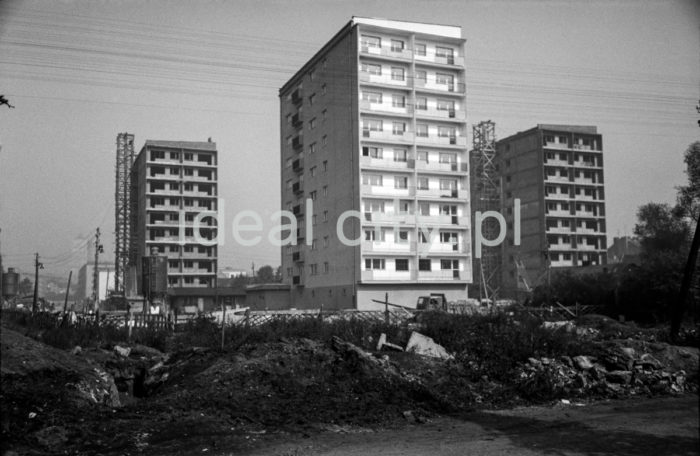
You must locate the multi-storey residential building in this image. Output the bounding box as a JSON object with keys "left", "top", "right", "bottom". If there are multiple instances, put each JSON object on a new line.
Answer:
{"left": 279, "top": 17, "right": 472, "bottom": 310}
{"left": 128, "top": 140, "right": 218, "bottom": 295}
{"left": 496, "top": 125, "right": 607, "bottom": 297}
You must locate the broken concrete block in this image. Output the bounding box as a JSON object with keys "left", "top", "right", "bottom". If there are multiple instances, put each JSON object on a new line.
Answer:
{"left": 376, "top": 333, "right": 403, "bottom": 352}
{"left": 405, "top": 332, "right": 453, "bottom": 360}
{"left": 619, "top": 347, "right": 636, "bottom": 359}
{"left": 113, "top": 345, "right": 131, "bottom": 358}
{"left": 573, "top": 355, "right": 594, "bottom": 370}
{"left": 637, "top": 353, "right": 663, "bottom": 370}
{"left": 606, "top": 370, "right": 632, "bottom": 384}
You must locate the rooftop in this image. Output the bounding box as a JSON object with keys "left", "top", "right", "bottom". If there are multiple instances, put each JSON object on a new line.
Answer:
{"left": 142, "top": 140, "right": 217, "bottom": 151}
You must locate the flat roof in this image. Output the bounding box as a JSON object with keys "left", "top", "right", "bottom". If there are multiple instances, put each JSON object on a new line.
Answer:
{"left": 142, "top": 140, "right": 217, "bottom": 151}
{"left": 352, "top": 16, "right": 462, "bottom": 39}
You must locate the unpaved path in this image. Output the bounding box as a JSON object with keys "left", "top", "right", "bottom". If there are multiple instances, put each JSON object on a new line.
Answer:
{"left": 246, "top": 395, "right": 699, "bottom": 456}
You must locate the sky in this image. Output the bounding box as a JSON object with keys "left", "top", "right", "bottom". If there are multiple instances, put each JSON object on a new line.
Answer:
{"left": 0, "top": 0, "right": 698, "bottom": 284}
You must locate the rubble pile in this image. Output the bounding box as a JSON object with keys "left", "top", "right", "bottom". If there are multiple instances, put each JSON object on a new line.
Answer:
{"left": 517, "top": 340, "right": 697, "bottom": 400}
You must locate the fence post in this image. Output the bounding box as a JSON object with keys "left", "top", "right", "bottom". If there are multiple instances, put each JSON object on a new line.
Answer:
{"left": 244, "top": 308, "right": 250, "bottom": 331}
{"left": 384, "top": 292, "right": 389, "bottom": 325}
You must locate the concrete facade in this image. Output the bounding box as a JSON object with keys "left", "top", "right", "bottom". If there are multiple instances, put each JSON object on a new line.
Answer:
{"left": 279, "top": 17, "right": 472, "bottom": 310}
{"left": 496, "top": 125, "right": 607, "bottom": 297}
{"left": 127, "top": 140, "right": 219, "bottom": 295}
{"left": 76, "top": 261, "right": 116, "bottom": 303}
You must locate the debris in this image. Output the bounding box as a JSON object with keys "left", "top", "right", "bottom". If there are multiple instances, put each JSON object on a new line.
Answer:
{"left": 376, "top": 333, "right": 404, "bottom": 352}
{"left": 34, "top": 425, "right": 68, "bottom": 447}
{"left": 114, "top": 345, "right": 132, "bottom": 358}
{"left": 573, "top": 355, "right": 594, "bottom": 370}
{"left": 71, "top": 346, "right": 82, "bottom": 356}
{"left": 405, "top": 332, "right": 453, "bottom": 360}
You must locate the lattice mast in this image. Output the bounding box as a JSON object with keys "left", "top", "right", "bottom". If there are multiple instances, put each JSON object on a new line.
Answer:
{"left": 114, "top": 133, "right": 135, "bottom": 294}
{"left": 470, "top": 121, "right": 502, "bottom": 300}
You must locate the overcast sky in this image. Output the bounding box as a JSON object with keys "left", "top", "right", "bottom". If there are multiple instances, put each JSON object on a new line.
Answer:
{"left": 0, "top": 0, "right": 698, "bottom": 283}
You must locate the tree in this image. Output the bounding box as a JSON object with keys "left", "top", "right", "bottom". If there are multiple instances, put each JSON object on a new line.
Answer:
{"left": 676, "top": 141, "right": 700, "bottom": 220}
{"left": 18, "top": 277, "right": 33, "bottom": 295}
{"left": 255, "top": 265, "right": 276, "bottom": 283}
{"left": 634, "top": 203, "right": 690, "bottom": 256}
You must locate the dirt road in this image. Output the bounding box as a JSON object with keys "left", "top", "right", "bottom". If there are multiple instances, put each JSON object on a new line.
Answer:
{"left": 248, "top": 396, "right": 699, "bottom": 456}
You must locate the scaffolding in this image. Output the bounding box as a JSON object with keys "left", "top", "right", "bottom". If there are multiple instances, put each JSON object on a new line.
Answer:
{"left": 114, "top": 132, "right": 135, "bottom": 294}
{"left": 469, "top": 120, "right": 502, "bottom": 300}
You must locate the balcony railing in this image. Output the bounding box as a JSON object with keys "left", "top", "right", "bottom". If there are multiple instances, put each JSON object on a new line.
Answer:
{"left": 361, "top": 241, "right": 413, "bottom": 253}
{"left": 414, "top": 79, "right": 466, "bottom": 94}
{"left": 415, "top": 134, "right": 467, "bottom": 147}
{"left": 359, "top": 72, "right": 410, "bottom": 88}
{"left": 360, "top": 156, "right": 411, "bottom": 170}
{"left": 414, "top": 108, "right": 466, "bottom": 121}
{"left": 359, "top": 100, "right": 413, "bottom": 116}
{"left": 414, "top": 161, "right": 468, "bottom": 172}
{"left": 361, "top": 184, "right": 413, "bottom": 197}
{"left": 361, "top": 270, "right": 413, "bottom": 282}
{"left": 361, "top": 129, "right": 414, "bottom": 143}
{"left": 360, "top": 44, "right": 413, "bottom": 60}
{"left": 414, "top": 53, "right": 465, "bottom": 67}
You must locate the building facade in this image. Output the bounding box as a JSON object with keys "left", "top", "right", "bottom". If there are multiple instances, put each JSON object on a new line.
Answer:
{"left": 279, "top": 17, "right": 472, "bottom": 310}
{"left": 496, "top": 125, "right": 607, "bottom": 297}
{"left": 127, "top": 140, "right": 218, "bottom": 295}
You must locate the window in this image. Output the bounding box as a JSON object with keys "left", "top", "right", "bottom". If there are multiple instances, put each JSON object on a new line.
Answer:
{"left": 170, "top": 152, "right": 179, "bottom": 160}
{"left": 559, "top": 136, "right": 567, "bottom": 144}
{"left": 395, "top": 259, "right": 409, "bottom": 271}
{"left": 398, "top": 200, "right": 411, "bottom": 214}
{"left": 418, "top": 259, "right": 431, "bottom": 271}
{"left": 416, "top": 123, "right": 428, "bottom": 137}
{"left": 150, "top": 150, "right": 165, "bottom": 160}
{"left": 414, "top": 43, "right": 426, "bottom": 56}
{"left": 440, "top": 179, "right": 457, "bottom": 190}
{"left": 310, "top": 166, "right": 317, "bottom": 176}
{"left": 311, "top": 238, "right": 317, "bottom": 249}
{"left": 309, "top": 190, "right": 317, "bottom": 200}
{"left": 310, "top": 264, "right": 318, "bottom": 275}
{"left": 439, "top": 152, "right": 456, "bottom": 163}
{"left": 438, "top": 126, "right": 456, "bottom": 138}
{"left": 441, "top": 259, "right": 459, "bottom": 270}
{"left": 309, "top": 118, "right": 316, "bottom": 129}
{"left": 362, "top": 63, "right": 382, "bottom": 75}
{"left": 323, "top": 235, "right": 329, "bottom": 247}
{"left": 362, "top": 146, "right": 383, "bottom": 158}
{"left": 363, "top": 91, "right": 382, "bottom": 103}
{"left": 437, "top": 99, "right": 454, "bottom": 112}
{"left": 436, "top": 72, "right": 454, "bottom": 88}
{"left": 184, "top": 153, "right": 193, "bottom": 161}
{"left": 394, "top": 176, "right": 408, "bottom": 189}
{"left": 361, "top": 35, "right": 381, "bottom": 48}
{"left": 415, "top": 96, "right": 427, "bottom": 110}
{"left": 419, "top": 202, "right": 430, "bottom": 215}
{"left": 415, "top": 70, "right": 427, "bottom": 83}
{"left": 417, "top": 177, "right": 429, "bottom": 190}
{"left": 322, "top": 83, "right": 327, "bottom": 94}
{"left": 362, "top": 174, "right": 383, "bottom": 186}
{"left": 364, "top": 119, "right": 383, "bottom": 131}
{"left": 324, "top": 262, "right": 329, "bottom": 274}
{"left": 417, "top": 151, "right": 429, "bottom": 162}
{"left": 393, "top": 148, "right": 407, "bottom": 162}
{"left": 323, "top": 210, "right": 328, "bottom": 222}
{"left": 365, "top": 258, "right": 385, "bottom": 270}
{"left": 323, "top": 185, "right": 328, "bottom": 196}
{"left": 322, "top": 109, "right": 327, "bottom": 121}
{"left": 435, "top": 46, "right": 454, "bottom": 62}
{"left": 392, "top": 121, "right": 406, "bottom": 135}
{"left": 392, "top": 94, "right": 406, "bottom": 107}
{"left": 440, "top": 232, "right": 458, "bottom": 245}
{"left": 364, "top": 229, "right": 385, "bottom": 241}
{"left": 322, "top": 135, "right": 328, "bottom": 146}
{"left": 309, "top": 143, "right": 317, "bottom": 154}
{"left": 390, "top": 39, "right": 404, "bottom": 52}
{"left": 309, "top": 68, "right": 316, "bottom": 81}
{"left": 323, "top": 160, "right": 328, "bottom": 172}
{"left": 391, "top": 67, "right": 405, "bottom": 81}
{"left": 309, "top": 93, "right": 316, "bottom": 106}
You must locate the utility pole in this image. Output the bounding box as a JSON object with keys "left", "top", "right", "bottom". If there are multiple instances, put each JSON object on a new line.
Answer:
{"left": 92, "top": 228, "right": 103, "bottom": 313}
{"left": 251, "top": 262, "right": 255, "bottom": 284}
{"left": 32, "top": 253, "right": 43, "bottom": 315}
{"left": 671, "top": 216, "right": 700, "bottom": 341}
{"left": 63, "top": 270, "right": 72, "bottom": 314}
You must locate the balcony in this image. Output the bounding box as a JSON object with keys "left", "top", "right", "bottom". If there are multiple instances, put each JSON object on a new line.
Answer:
{"left": 361, "top": 270, "right": 413, "bottom": 282}
{"left": 292, "top": 158, "right": 304, "bottom": 173}
{"left": 361, "top": 184, "right": 413, "bottom": 198}
{"left": 292, "top": 275, "right": 303, "bottom": 286}
{"left": 292, "top": 135, "right": 303, "bottom": 150}
{"left": 361, "top": 241, "right": 413, "bottom": 253}
{"left": 545, "top": 209, "right": 573, "bottom": 217}
{"left": 544, "top": 175, "right": 570, "bottom": 183}
{"left": 291, "top": 88, "right": 303, "bottom": 106}
{"left": 292, "top": 251, "right": 305, "bottom": 262}
{"left": 415, "top": 188, "right": 468, "bottom": 200}
{"left": 185, "top": 174, "right": 217, "bottom": 183}
{"left": 414, "top": 107, "right": 466, "bottom": 121}
{"left": 546, "top": 226, "right": 574, "bottom": 234}
{"left": 415, "top": 215, "right": 469, "bottom": 226}
{"left": 414, "top": 161, "right": 468, "bottom": 173}
{"left": 361, "top": 129, "right": 414, "bottom": 143}
{"left": 415, "top": 134, "right": 467, "bottom": 147}
{"left": 576, "top": 243, "right": 600, "bottom": 251}
{"left": 360, "top": 44, "right": 413, "bottom": 61}
{"left": 548, "top": 243, "right": 574, "bottom": 251}
{"left": 363, "top": 212, "right": 415, "bottom": 225}
{"left": 573, "top": 160, "right": 600, "bottom": 168}
{"left": 414, "top": 79, "right": 466, "bottom": 94}
{"left": 359, "top": 100, "right": 412, "bottom": 116}
{"left": 414, "top": 53, "right": 465, "bottom": 67}
{"left": 291, "top": 113, "right": 302, "bottom": 127}
{"left": 425, "top": 243, "right": 469, "bottom": 254}
{"left": 292, "top": 182, "right": 303, "bottom": 195}
{"left": 542, "top": 141, "right": 571, "bottom": 150}
{"left": 544, "top": 158, "right": 570, "bottom": 167}
{"left": 149, "top": 204, "right": 182, "bottom": 211}
{"left": 359, "top": 71, "right": 410, "bottom": 89}
{"left": 360, "top": 156, "right": 411, "bottom": 170}
{"left": 149, "top": 172, "right": 181, "bottom": 180}
{"left": 417, "top": 270, "right": 467, "bottom": 281}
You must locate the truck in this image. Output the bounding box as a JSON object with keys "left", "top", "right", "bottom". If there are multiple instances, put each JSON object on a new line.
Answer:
{"left": 416, "top": 293, "right": 447, "bottom": 311}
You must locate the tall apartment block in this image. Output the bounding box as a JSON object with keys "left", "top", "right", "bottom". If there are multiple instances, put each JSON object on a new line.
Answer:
{"left": 279, "top": 17, "right": 472, "bottom": 310}
{"left": 496, "top": 125, "right": 607, "bottom": 297}
{"left": 127, "top": 140, "right": 218, "bottom": 294}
